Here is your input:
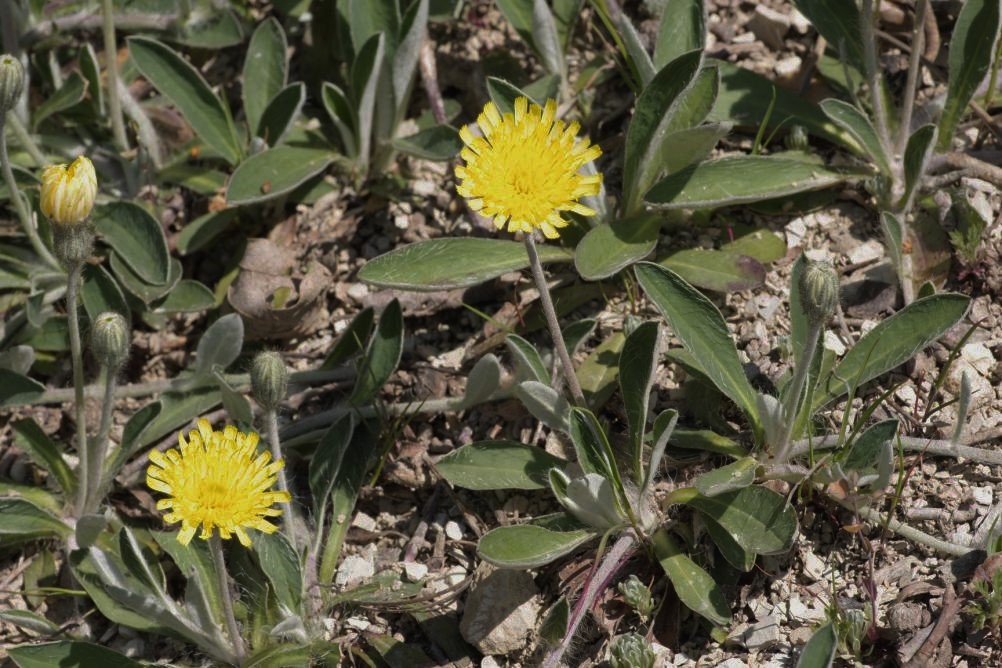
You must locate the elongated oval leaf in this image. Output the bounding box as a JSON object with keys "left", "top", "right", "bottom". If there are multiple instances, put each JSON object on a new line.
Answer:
{"left": 12, "top": 419, "right": 75, "bottom": 497}
{"left": 796, "top": 623, "right": 837, "bottom": 668}
{"left": 635, "top": 262, "right": 760, "bottom": 431}
{"left": 195, "top": 313, "right": 244, "bottom": 375}
{"left": 358, "top": 238, "right": 573, "bottom": 291}
{"left": 0, "top": 497, "right": 70, "bottom": 543}
{"left": 813, "top": 293, "right": 969, "bottom": 410}
{"left": 654, "top": 0, "right": 706, "bottom": 69}
{"left": 8, "top": 641, "right": 144, "bottom": 668}
{"left": 256, "top": 82, "right": 306, "bottom": 145}
{"left": 93, "top": 202, "right": 170, "bottom": 285}
{"left": 226, "top": 147, "right": 334, "bottom": 206}
{"left": 129, "top": 36, "right": 241, "bottom": 165}
{"left": 81, "top": 263, "right": 130, "bottom": 323}
{"left": 243, "top": 18, "right": 288, "bottom": 133}
{"left": 790, "top": 0, "right": 864, "bottom": 71}
{"left": 0, "top": 369, "right": 45, "bottom": 407}
{"left": 575, "top": 212, "right": 660, "bottom": 281}
{"left": 661, "top": 248, "right": 766, "bottom": 292}
{"left": 437, "top": 440, "right": 567, "bottom": 490}
{"left": 937, "top": 0, "right": 1001, "bottom": 151}
{"left": 820, "top": 99, "right": 890, "bottom": 174}
{"left": 646, "top": 156, "right": 867, "bottom": 209}
{"left": 843, "top": 419, "right": 898, "bottom": 472}
{"left": 901, "top": 124, "right": 937, "bottom": 209}
{"left": 506, "top": 334, "right": 550, "bottom": 383}
{"left": 391, "top": 124, "right": 462, "bottom": 161}
{"left": 653, "top": 528, "right": 730, "bottom": 626}
{"left": 477, "top": 524, "right": 594, "bottom": 568}
{"left": 620, "top": 321, "right": 659, "bottom": 471}
{"left": 685, "top": 486, "right": 798, "bottom": 555}
{"left": 350, "top": 299, "right": 403, "bottom": 404}
{"left": 32, "top": 72, "right": 87, "bottom": 129}
{"left": 694, "top": 456, "right": 757, "bottom": 497}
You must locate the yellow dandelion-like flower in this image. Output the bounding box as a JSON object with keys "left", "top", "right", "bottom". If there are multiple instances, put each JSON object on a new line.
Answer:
{"left": 146, "top": 419, "right": 291, "bottom": 547}
{"left": 40, "top": 155, "right": 97, "bottom": 225}
{"left": 455, "top": 97, "right": 602, "bottom": 240}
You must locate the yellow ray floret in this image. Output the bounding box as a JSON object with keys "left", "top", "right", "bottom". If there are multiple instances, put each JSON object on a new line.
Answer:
{"left": 39, "top": 155, "right": 97, "bottom": 225}
{"left": 146, "top": 419, "right": 291, "bottom": 547}
{"left": 455, "top": 97, "right": 602, "bottom": 240}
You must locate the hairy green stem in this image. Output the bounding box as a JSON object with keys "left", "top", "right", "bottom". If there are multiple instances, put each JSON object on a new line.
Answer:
{"left": 786, "top": 434, "right": 1002, "bottom": 466}
{"left": 775, "top": 320, "right": 822, "bottom": 462}
{"left": 101, "top": 0, "right": 129, "bottom": 151}
{"left": 0, "top": 120, "right": 60, "bottom": 269}
{"left": 524, "top": 234, "right": 586, "bottom": 406}
{"left": 6, "top": 113, "right": 46, "bottom": 166}
{"left": 117, "top": 79, "right": 162, "bottom": 167}
{"left": 67, "top": 264, "right": 90, "bottom": 516}
{"left": 263, "top": 409, "right": 297, "bottom": 545}
{"left": 85, "top": 364, "right": 117, "bottom": 513}
{"left": 209, "top": 533, "right": 246, "bottom": 664}
{"left": 896, "top": 0, "right": 929, "bottom": 158}
{"left": 861, "top": 0, "right": 893, "bottom": 155}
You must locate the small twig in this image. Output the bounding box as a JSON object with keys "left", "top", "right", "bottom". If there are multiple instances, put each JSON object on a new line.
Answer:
{"left": 928, "top": 152, "right": 1002, "bottom": 187}
{"left": 0, "top": 119, "right": 60, "bottom": 269}
{"left": 418, "top": 39, "right": 447, "bottom": 126}
{"left": 20, "top": 11, "right": 178, "bottom": 46}
{"left": 907, "top": 583, "right": 963, "bottom": 667}
{"left": 787, "top": 434, "right": 1002, "bottom": 467}
{"left": 834, "top": 498, "right": 971, "bottom": 556}
{"left": 117, "top": 79, "right": 164, "bottom": 167}
{"left": 861, "top": 0, "right": 893, "bottom": 156}
{"left": 6, "top": 112, "right": 46, "bottom": 166}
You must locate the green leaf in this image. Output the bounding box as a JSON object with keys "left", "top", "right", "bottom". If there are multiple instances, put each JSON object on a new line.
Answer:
{"left": 790, "top": 0, "right": 865, "bottom": 71}
{"left": 486, "top": 77, "right": 537, "bottom": 113}
{"left": 0, "top": 369, "right": 45, "bottom": 408}
{"left": 635, "top": 262, "right": 760, "bottom": 431}
{"left": 349, "top": 0, "right": 400, "bottom": 52}
{"left": 540, "top": 596, "right": 570, "bottom": 643}
{"left": 646, "top": 155, "right": 867, "bottom": 209}
{"left": 578, "top": 331, "right": 625, "bottom": 410}
{"left": 622, "top": 50, "right": 703, "bottom": 213}
{"left": 0, "top": 497, "right": 70, "bottom": 545}
{"left": 704, "top": 516, "right": 755, "bottom": 572}
{"left": 177, "top": 209, "right": 239, "bottom": 256}
{"left": 310, "top": 414, "right": 356, "bottom": 516}
{"left": 109, "top": 254, "right": 180, "bottom": 304}
{"left": 321, "top": 307, "right": 375, "bottom": 369}
{"left": 257, "top": 83, "right": 306, "bottom": 145}
{"left": 530, "top": 0, "right": 563, "bottom": 76}
{"left": 819, "top": 99, "right": 890, "bottom": 174}
{"left": 152, "top": 279, "right": 216, "bottom": 313}
{"left": 568, "top": 408, "right": 617, "bottom": 480}
{"left": 813, "top": 293, "right": 969, "bottom": 410}
{"left": 321, "top": 82, "right": 358, "bottom": 157}
{"left": 620, "top": 321, "right": 659, "bottom": 476}
{"left": 937, "top": 0, "right": 1001, "bottom": 151}
{"left": 32, "top": 72, "right": 88, "bottom": 129}
{"left": 669, "top": 428, "right": 747, "bottom": 459}
{"left": 134, "top": 386, "right": 221, "bottom": 450}
{"left": 661, "top": 248, "right": 766, "bottom": 292}
{"left": 93, "top": 202, "right": 170, "bottom": 285}
{"left": 106, "top": 402, "right": 162, "bottom": 478}
{"left": 843, "top": 419, "right": 898, "bottom": 472}
{"left": 901, "top": 124, "right": 937, "bottom": 208}
{"left": 477, "top": 524, "right": 594, "bottom": 568}
{"left": 243, "top": 18, "right": 289, "bottom": 133}
{"left": 253, "top": 531, "right": 302, "bottom": 612}
{"left": 351, "top": 299, "right": 403, "bottom": 404}
{"left": 616, "top": 12, "right": 656, "bottom": 87}
{"left": 393, "top": 0, "right": 430, "bottom": 114}
{"left": 358, "top": 237, "right": 573, "bottom": 291}
{"left": 81, "top": 263, "right": 130, "bottom": 323}
{"left": 653, "top": 528, "right": 730, "bottom": 626}
{"left": 8, "top": 641, "right": 146, "bottom": 668}
{"left": 128, "top": 36, "right": 241, "bottom": 165}
{"left": 79, "top": 42, "right": 104, "bottom": 115}
{"left": 723, "top": 230, "right": 786, "bottom": 263}
{"left": 12, "top": 419, "right": 75, "bottom": 497}
{"left": 506, "top": 333, "right": 550, "bottom": 383}
{"left": 694, "top": 456, "right": 757, "bottom": 497}
{"left": 709, "top": 61, "right": 852, "bottom": 147}
{"left": 575, "top": 212, "right": 661, "bottom": 280}
{"left": 226, "top": 146, "right": 334, "bottom": 206}
{"left": 176, "top": 9, "right": 245, "bottom": 49}
{"left": 351, "top": 33, "right": 386, "bottom": 168}
{"left": 685, "top": 486, "right": 798, "bottom": 555}
{"left": 391, "top": 125, "right": 462, "bottom": 161}
{"left": 152, "top": 530, "right": 225, "bottom": 632}
{"left": 195, "top": 313, "right": 244, "bottom": 376}
{"left": 437, "top": 440, "right": 567, "bottom": 490}
{"left": 653, "top": 121, "right": 731, "bottom": 177}
{"left": 796, "top": 623, "right": 837, "bottom": 668}
{"left": 654, "top": 0, "right": 706, "bottom": 69}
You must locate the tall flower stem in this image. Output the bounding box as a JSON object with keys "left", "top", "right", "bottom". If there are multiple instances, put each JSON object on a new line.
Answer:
{"left": 209, "top": 533, "right": 246, "bottom": 664}
{"left": 0, "top": 120, "right": 60, "bottom": 269}
{"left": 263, "top": 409, "right": 296, "bottom": 542}
{"left": 895, "top": 0, "right": 929, "bottom": 158}
{"left": 85, "top": 364, "right": 117, "bottom": 513}
{"left": 524, "top": 234, "right": 586, "bottom": 406}
{"left": 100, "top": 0, "right": 129, "bottom": 151}
{"left": 7, "top": 113, "right": 46, "bottom": 167}
{"left": 67, "top": 263, "right": 91, "bottom": 516}
{"left": 861, "top": 0, "right": 892, "bottom": 155}
{"left": 775, "top": 321, "right": 822, "bottom": 462}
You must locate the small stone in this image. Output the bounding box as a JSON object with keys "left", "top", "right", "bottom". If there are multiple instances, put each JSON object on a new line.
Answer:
{"left": 847, "top": 239, "right": 885, "bottom": 265}
{"left": 973, "top": 486, "right": 994, "bottom": 506}
{"left": 790, "top": 8, "right": 811, "bottom": 33}
{"left": 774, "top": 55, "right": 803, "bottom": 79}
{"left": 445, "top": 520, "right": 464, "bottom": 541}
{"left": 394, "top": 214, "right": 409, "bottom": 230}
{"left": 346, "top": 283, "right": 369, "bottom": 301}
{"left": 748, "top": 5, "right": 790, "bottom": 49}
{"left": 481, "top": 658, "right": 503, "bottom": 668}
{"left": 351, "top": 511, "right": 378, "bottom": 532}
{"left": 346, "top": 616, "right": 371, "bottom": 631}
{"left": 741, "top": 616, "right": 781, "bottom": 651}
{"left": 334, "top": 554, "right": 375, "bottom": 588}
{"left": 403, "top": 561, "right": 429, "bottom": 582}
{"left": 718, "top": 660, "right": 749, "bottom": 668}
{"left": 802, "top": 550, "right": 827, "bottom": 582}
{"left": 460, "top": 568, "right": 543, "bottom": 655}
{"left": 785, "top": 217, "right": 808, "bottom": 248}
{"left": 823, "top": 330, "right": 846, "bottom": 356}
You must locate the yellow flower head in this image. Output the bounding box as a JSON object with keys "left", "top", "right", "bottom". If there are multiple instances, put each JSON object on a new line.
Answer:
{"left": 40, "top": 156, "right": 97, "bottom": 225}
{"left": 146, "top": 419, "right": 291, "bottom": 547}
{"left": 455, "top": 97, "right": 602, "bottom": 240}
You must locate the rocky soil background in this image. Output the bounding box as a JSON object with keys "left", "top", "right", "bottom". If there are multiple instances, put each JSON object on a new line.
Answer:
{"left": 2, "top": 0, "right": 1002, "bottom": 666}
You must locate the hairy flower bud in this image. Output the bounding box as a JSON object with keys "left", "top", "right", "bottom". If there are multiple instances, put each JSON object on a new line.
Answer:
{"left": 90, "top": 311, "right": 130, "bottom": 368}
{"left": 785, "top": 124, "right": 809, "bottom": 152}
{"left": 52, "top": 222, "right": 94, "bottom": 267}
{"left": 251, "top": 351, "right": 288, "bottom": 410}
{"left": 40, "top": 156, "right": 97, "bottom": 226}
{"left": 799, "top": 259, "right": 839, "bottom": 325}
{"left": 0, "top": 54, "right": 25, "bottom": 114}
{"left": 617, "top": 575, "right": 654, "bottom": 620}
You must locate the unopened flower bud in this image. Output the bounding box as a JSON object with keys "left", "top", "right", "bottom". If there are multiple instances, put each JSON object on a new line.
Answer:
{"left": 785, "top": 124, "right": 809, "bottom": 152}
{"left": 799, "top": 259, "right": 839, "bottom": 325}
{"left": 251, "top": 351, "right": 288, "bottom": 410}
{"left": 617, "top": 574, "right": 654, "bottom": 620}
{"left": 0, "top": 54, "right": 25, "bottom": 114}
{"left": 90, "top": 311, "right": 130, "bottom": 368}
{"left": 52, "top": 222, "right": 94, "bottom": 267}
{"left": 40, "top": 156, "right": 97, "bottom": 226}
{"left": 610, "top": 633, "right": 655, "bottom": 668}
